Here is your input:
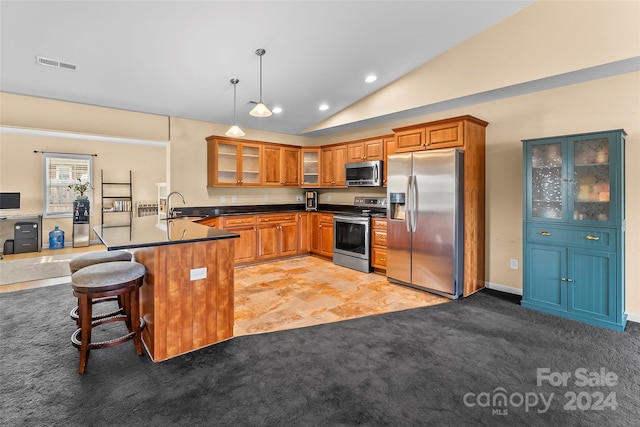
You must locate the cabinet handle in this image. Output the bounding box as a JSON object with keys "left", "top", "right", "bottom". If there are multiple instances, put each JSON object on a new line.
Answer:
{"left": 264, "top": 219, "right": 270, "bottom": 222}
{"left": 285, "top": 217, "right": 291, "bottom": 220}
{"left": 585, "top": 235, "right": 600, "bottom": 241}
{"left": 539, "top": 231, "right": 551, "bottom": 236}
{"left": 561, "top": 278, "right": 567, "bottom": 281}
{"left": 567, "top": 278, "right": 573, "bottom": 282}
{"left": 379, "top": 257, "right": 386, "bottom": 261}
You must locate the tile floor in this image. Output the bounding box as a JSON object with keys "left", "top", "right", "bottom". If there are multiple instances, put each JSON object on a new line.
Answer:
{"left": 234, "top": 256, "right": 448, "bottom": 335}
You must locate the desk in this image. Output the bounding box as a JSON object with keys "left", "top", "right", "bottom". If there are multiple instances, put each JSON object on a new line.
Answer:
{"left": 0, "top": 214, "right": 42, "bottom": 257}
{"left": 93, "top": 216, "right": 239, "bottom": 361}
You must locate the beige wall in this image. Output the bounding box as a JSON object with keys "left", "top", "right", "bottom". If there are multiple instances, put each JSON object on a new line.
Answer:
{"left": 0, "top": 93, "right": 167, "bottom": 238}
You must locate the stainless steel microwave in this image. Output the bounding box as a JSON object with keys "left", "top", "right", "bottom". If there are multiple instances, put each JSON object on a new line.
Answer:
{"left": 345, "top": 160, "right": 383, "bottom": 187}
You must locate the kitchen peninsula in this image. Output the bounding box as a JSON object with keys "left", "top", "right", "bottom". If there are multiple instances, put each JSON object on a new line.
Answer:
{"left": 93, "top": 216, "right": 239, "bottom": 362}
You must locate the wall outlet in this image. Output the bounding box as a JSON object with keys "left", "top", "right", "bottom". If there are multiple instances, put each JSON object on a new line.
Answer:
{"left": 264, "top": 195, "right": 269, "bottom": 202}
{"left": 327, "top": 195, "right": 332, "bottom": 202}
{"left": 296, "top": 195, "right": 303, "bottom": 202}
{"left": 231, "top": 196, "right": 237, "bottom": 203}
{"left": 220, "top": 196, "right": 226, "bottom": 203}
{"left": 509, "top": 258, "right": 519, "bottom": 270}
{"left": 190, "top": 267, "right": 207, "bottom": 281}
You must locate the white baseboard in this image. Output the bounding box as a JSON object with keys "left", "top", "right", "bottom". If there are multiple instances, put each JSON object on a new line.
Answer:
{"left": 627, "top": 312, "right": 640, "bottom": 324}
{"left": 484, "top": 281, "right": 522, "bottom": 296}
{"left": 485, "top": 282, "right": 639, "bottom": 324}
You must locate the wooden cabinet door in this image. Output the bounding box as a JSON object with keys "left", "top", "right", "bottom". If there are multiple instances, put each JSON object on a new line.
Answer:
{"left": 347, "top": 142, "right": 365, "bottom": 162}
{"left": 310, "top": 213, "right": 321, "bottom": 253}
{"left": 229, "top": 226, "right": 257, "bottom": 264}
{"left": 321, "top": 146, "right": 335, "bottom": 186}
{"left": 567, "top": 248, "right": 617, "bottom": 323}
{"left": 425, "top": 121, "right": 463, "bottom": 149}
{"left": 257, "top": 224, "right": 279, "bottom": 260}
{"left": 363, "top": 138, "right": 384, "bottom": 161}
{"left": 395, "top": 128, "right": 425, "bottom": 153}
{"left": 319, "top": 222, "right": 334, "bottom": 257}
{"left": 281, "top": 146, "right": 300, "bottom": 186}
{"left": 297, "top": 213, "right": 310, "bottom": 253}
{"left": 332, "top": 145, "right": 347, "bottom": 186}
{"left": 384, "top": 136, "right": 396, "bottom": 186}
{"left": 280, "top": 222, "right": 299, "bottom": 257}
{"left": 262, "top": 145, "right": 282, "bottom": 186}
{"left": 524, "top": 244, "right": 566, "bottom": 311}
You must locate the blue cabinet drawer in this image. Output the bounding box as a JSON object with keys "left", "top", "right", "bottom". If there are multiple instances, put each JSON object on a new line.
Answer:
{"left": 526, "top": 223, "right": 616, "bottom": 251}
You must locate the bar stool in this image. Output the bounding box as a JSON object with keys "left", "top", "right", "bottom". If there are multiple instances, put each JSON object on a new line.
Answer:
{"left": 70, "top": 261, "right": 146, "bottom": 374}
{"left": 69, "top": 250, "right": 133, "bottom": 325}
{"left": 69, "top": 250, "right": 132, "bottom": 274}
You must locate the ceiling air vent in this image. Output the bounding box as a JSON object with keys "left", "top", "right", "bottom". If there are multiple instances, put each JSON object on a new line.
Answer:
{"left": 36, "top": 56, "right": 77, "bottom": 71}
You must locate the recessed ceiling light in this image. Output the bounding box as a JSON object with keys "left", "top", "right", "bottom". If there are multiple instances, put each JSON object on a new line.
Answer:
{"left": 365, "top": 74, "right": 377, "bottom": 83}
{"left": 319, "top": 103, "right": 329, "bottom": 111}
{"left": 272, "top": 106, "right": 282, "bottom": 114}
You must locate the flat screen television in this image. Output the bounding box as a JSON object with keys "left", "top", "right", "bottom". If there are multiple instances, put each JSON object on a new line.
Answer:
{"left": 0, "top": 192, "right": 20, "bottom": 210}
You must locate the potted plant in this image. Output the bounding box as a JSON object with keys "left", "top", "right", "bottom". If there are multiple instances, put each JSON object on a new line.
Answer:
{"left": 68, "top": 178, "right": 91, "bottom": 200}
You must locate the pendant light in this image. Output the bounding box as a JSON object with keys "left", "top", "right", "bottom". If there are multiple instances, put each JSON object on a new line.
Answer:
{"left": 225, "top": 78, "right": 245, "bottom": 137}
{"left": 249, "top": 48, "right": 272, "bottom": 117}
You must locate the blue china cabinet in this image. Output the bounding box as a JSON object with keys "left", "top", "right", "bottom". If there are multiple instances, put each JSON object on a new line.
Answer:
{"left": 522, "top": 130, "right": 626, "bottom": 330}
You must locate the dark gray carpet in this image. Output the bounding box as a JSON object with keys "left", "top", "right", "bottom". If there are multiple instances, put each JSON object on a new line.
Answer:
{"left": 1, "top": 284, "right": 639, "bottom": 426}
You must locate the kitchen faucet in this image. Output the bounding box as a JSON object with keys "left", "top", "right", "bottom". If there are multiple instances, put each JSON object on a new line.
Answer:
{"left": 167, "top": 191, "right": 186, "bottom": 218}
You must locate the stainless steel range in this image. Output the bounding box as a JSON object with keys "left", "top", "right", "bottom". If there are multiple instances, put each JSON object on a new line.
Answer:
{"left": 333, "top": 197, "right": 387, "bottom": 273}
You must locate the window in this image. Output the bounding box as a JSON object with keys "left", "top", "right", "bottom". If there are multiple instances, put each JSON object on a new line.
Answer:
{"left": 43, "top": 153, "right": 93, "bottom": 217}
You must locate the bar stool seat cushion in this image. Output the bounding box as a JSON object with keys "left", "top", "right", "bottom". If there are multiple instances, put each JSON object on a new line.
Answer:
{"left": 69, "top": 250, "right": 132, "bottom": 274}
{"left": 72, "top": 261, "right": 146, "bottom": 294}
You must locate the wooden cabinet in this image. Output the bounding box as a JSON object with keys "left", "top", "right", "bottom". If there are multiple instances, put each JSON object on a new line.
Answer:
{"left": 383, "top": 135, "right": 396, "bottom": 186}
{"left": 310, "top": 213, "right": 333, "bottom": 258}
{"left": 257, "top": 213, "right": 298, "bottom": 260}
{"left": 321, "top": 144, "right": 347, "bottom": 187}
{"left": 262, "top": 145, "right": 300, "bottom": 186}
{"left": 394, "top": 127, "right": 425, "bottom": 152}
{"left": 207, "top": 137, "right": 262, "bottom": 186}
{"left": 347, "top": 138, "right": 384, "bottom": 162}
{"left": 393, "top": 115, "right": 488, "bottom": 296}
{"left": 297, "top": 212, "right": 310, "bottom": 253}
{"left": 371, "top": 218, "right": 387, "bottom": 271}
{"left": 221, "top": 215, "right": 257, "bottom": 264}
{"left": 393, "top": 117, "right": 465, "bottom": 153}
{"left": 300, "top": 148, "right": 321, "bottom": 187}
{"left": 522, "top": 130, "right": 626, "bottom": 330}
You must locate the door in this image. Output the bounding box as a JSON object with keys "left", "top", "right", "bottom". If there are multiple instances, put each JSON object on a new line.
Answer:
{"left": 411, "top": 149, "right": 462, "bottom": 295}
{"left": 524, "top": 244, "right": 566, "bottom": 310}
{"left": 386, "top": 152, "right": 412, "bottom": 284}
{"left": 567, "top": 248, "right": 616, "bottom": 323}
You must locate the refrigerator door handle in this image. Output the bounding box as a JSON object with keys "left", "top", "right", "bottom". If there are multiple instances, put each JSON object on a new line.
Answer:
{"left": 405, "top": 176, "right": 412, "bottom": 232}
{"left": 412, "top": 176, "right": 418, "bottom": 232}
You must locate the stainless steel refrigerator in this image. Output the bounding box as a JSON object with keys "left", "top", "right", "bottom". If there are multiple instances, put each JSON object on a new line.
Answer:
{"left": 386, "top": 148, "right": 464, "bottom": 298}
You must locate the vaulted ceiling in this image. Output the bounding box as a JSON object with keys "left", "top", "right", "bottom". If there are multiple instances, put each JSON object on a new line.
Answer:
{"left": 1, "top": 1, "right": 535, "bottom": 136}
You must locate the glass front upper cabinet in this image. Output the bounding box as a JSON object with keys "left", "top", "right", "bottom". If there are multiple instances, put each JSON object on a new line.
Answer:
{"left": 528, "top": 139, "right": 564, "bottom": 221}
{"left": 571, "top": 136, "right": 611, "bottom": 222}
{"left": 525, "top": 131, "right": 622, "bottom": 225}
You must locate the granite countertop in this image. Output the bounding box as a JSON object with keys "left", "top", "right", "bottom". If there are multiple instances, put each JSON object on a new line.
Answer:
{"left": 177, "top": 203, "right": 387, "bottom": 218}
{"left": 93, "top": 215, "right": 239, "bottom": 250}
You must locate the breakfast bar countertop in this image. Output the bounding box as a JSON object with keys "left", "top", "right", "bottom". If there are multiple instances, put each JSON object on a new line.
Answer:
{"left": 93, "top": 215, "right": 239, "bottom": 251}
